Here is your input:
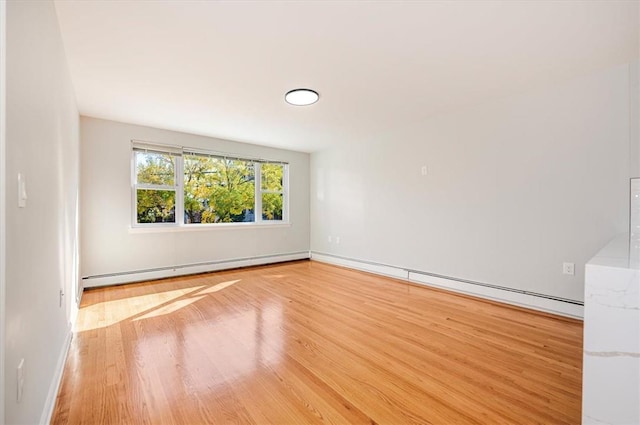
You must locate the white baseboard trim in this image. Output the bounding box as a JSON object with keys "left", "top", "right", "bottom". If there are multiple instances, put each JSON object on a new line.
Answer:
{"left": 311, "top": 252, "right": 583, "bottom": 319}
{"left": 310, "top": 252, "right": 409, "bottom": 280}
{"left": 40, "top": 325, "right": 72, "bottom": 425}
{"left": 82, "top": 251, "right": 311, "bottom": 288}
{"left": 408, "top": 272, "right": 583, "bottom": 319}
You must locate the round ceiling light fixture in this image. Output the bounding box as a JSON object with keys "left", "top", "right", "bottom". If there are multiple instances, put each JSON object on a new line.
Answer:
{"left": 285, "top": 88, "right": 319, "bottom": 106}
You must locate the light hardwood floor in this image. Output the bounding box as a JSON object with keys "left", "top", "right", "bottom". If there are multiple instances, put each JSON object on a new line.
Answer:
{"left": 51, "top": 260, "right": 583, "bottom": 424}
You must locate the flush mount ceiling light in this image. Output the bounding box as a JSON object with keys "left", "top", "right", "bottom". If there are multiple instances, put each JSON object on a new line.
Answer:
{"left": 285, "top": 88, "right": 319, "bottom": 106}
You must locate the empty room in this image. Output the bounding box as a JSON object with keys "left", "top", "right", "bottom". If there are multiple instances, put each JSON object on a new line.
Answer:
{"left": 1, "top": 0, "right": 639, "bottom": 424}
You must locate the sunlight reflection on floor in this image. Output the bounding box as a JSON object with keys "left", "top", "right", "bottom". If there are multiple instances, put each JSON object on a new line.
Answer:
{"left": 134, "top": 295, "right": 207, "bottom": 321}
{"left": 76, "top": 286, "right": 205, "bottom": 331}
{"left": 196, "top": 279, "right": 241, "bottom": 294}
{"left": 76, "top": 278, "right": 247, "bottom": 332}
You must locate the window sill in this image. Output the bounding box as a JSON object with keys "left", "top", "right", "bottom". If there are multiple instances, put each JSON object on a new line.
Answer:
{"left": 129, "top": 222, "right": 291, "bottom": 233}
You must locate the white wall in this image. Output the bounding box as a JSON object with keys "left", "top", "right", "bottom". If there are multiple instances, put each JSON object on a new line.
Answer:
{"left": 80, "top": 117, "right": 310, "bottom": 281}
{"left": 311, "top": 63, "right": 632, "bottom": 304}
{"left": 631, "top": 59, "right": 640, "bottom": 178}
{"left": 0, "top": 0, "right": 7, "bottom": 422}
{"left": 5, "top": 0, "right": 80, "bottom": 423}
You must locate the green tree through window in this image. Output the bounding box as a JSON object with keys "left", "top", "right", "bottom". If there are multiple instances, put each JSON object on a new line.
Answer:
{"left": 184, "top": 154, "right": 255, "bottom": 223}
{"left": 133, "top": 143, "right": 288, "bottom": 226}
{"left": 135, "top": 151, "right": 176, "bottom": 223}
{"left": 261, "top": 163, "right": 284, "bottom": 220}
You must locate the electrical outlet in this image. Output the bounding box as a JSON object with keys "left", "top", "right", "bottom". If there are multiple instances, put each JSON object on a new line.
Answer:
{"left": 17, "top": 359, "right": 24, "bottom": 403}
{"left": 335, "top": 236, "right": 340, "bottom": 244}
{"left": 421, "top": 165, "right": 428, "bottom": 176}
{"left": 563, "top": 262, "right": 575, "bottom": 276}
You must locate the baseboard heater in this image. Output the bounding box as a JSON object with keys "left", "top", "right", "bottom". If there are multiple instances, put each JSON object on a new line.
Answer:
{"left": 82, "top": 251, "right": 311, "bottom": 288}
{"left": 310, "top": 251, "right": 584, "bottom": 319}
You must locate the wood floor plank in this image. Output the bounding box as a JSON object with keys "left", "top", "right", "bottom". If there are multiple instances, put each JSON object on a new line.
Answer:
{"left": 51, "top": 260, "right": 582, "bottom": 424}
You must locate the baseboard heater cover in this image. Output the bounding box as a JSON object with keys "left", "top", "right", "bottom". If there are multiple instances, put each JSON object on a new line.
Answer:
{"left": 311, "top": 251, "right": 584, "bottom": 319}
{"left": 82, "top": 251, "right": 310, "bottom": 288}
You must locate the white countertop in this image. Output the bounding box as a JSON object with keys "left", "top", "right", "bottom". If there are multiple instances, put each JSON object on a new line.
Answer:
{"left": 587, "top": 233, "right": 639, "bottom": 270}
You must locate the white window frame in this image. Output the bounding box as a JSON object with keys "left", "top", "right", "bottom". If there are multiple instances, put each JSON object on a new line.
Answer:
{"left": 131, "top": 141, "right": 289, "bottom": 228}
{"left": 131, "top": 145, "right": 182, "bottom": 226}
{"left": 255, "top": 162, "right": 289, "bottom": 223}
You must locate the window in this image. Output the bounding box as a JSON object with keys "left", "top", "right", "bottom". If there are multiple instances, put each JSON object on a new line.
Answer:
{"left": 132, "top": 142, "right": 288, "bottom": 226}
{"left": 259, "top": 163, "right": 285, "bottom": 221}
{"left": 133, "top": 147, "right": 179, "bottom": 224}
{"left": 183, "top": 152, "right": 255, "bottom": 224}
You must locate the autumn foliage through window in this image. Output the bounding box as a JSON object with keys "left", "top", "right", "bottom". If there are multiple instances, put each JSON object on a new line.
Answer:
{"left": 133, "top": 144, "right": 287, "bottom": 226}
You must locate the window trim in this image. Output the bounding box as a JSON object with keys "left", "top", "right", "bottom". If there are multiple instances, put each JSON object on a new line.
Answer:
{"left": 131, "top": 141, "right": 289, "bottom": 228}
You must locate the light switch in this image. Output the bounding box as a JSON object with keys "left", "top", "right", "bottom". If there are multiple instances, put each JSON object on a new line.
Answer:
{"left": 17, "top": 358, "right": 24, "bottom": 403}
{"left": 18, "top": 173, "right": 27, "bottom": 208}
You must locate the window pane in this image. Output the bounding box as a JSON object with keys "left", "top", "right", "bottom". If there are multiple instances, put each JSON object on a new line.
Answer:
{"left": 136, "top": 189, "right": 175, "bottom": 223}
{"left": 261, "top": 163, "right": 283, "bottom": 192}
{"left": 184, "top": 154, "right": 255, "bottom": 223}
{"left": 136, "top": 151, "right": 175, "bottom": 186}
{"left": 262, "top": 193, "right": 283, "bottom": 220}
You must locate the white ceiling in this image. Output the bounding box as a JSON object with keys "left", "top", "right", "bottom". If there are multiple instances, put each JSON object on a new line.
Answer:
{"left": 54, "top": 0, "right": 638, "bottom": 153}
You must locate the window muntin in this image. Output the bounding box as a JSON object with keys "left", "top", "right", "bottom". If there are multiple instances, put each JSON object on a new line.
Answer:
{"left": 132, "top": 142, "right": 288, "bottom": 227}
